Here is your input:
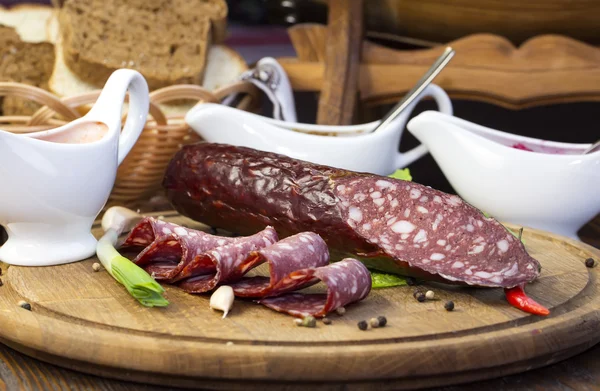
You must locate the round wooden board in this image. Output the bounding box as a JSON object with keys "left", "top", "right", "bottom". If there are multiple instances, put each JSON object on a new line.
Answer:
{"left": 0, "top": 211, "right": 600, "bottom": 390}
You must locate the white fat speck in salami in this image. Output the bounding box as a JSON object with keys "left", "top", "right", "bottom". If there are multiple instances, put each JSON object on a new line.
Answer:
{"left": 413, "top": 229, "right": 428, "bottom": 243}
{"left": 497, "top": 240, "right": 509, "bottom": 253}
{"left": 349, "top": 206, "right": 363, "bottom": 222}
{"left": 259, "top": 259, "right": 371, "bottom": 318}
{"left": 430, "top": 253, "right": 445, "bottom": 261}
{"left": 417, "top": 206, "right": 429, "bottom": 214}
{"left": 410, "top": 188, "right": 422, "bottom": 199}
{"left": 452, "top": 261, "right": 464, "bottom": 268}
{"left": 376, "top": 180, "right": 393, "bottom": 189}
{"left": 391, "top": 220, "right": 416, "bottom": 234}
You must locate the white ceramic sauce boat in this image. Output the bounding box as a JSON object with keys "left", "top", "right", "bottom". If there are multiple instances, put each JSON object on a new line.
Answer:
{"left": 185, "top": 84, "right": 453, "bottom": 175}
{"left": 407, "top": 110, "right": 600, "bottom": 240}
{"left": 0, "top": 69, "right": 149, "bottom": 266}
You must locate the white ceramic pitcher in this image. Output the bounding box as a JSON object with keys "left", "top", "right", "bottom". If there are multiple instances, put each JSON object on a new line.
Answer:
{"left": 0, "top": 69, "right": 149, "bottom": 266}
{"left": 186, "top": 84, "right": 453, "bottom": 175}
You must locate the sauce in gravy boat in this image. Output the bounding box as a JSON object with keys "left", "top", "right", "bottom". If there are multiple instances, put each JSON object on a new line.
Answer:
{"left": 407, "top": 110, "right": 600, "bottom": 240}
{"left": 0, "top": 69, "right": 149, "bottom": 266}
{"left": 186, "top": 84, "right": 453, "bottom": 175}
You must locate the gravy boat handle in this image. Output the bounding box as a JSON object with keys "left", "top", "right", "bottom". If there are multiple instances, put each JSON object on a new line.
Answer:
{"left": 84, "top": 69, "right": 150, "bottom": 165}
{"left": 394, "top": 84, "right": 453, "bottom": 169}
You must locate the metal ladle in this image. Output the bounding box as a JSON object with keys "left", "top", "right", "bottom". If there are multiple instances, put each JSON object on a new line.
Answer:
{"left": 582, "top": 139, "right": 600, "bottom": 154}
{"left": 371, "top": 46, "right": 455, "bottom": 134}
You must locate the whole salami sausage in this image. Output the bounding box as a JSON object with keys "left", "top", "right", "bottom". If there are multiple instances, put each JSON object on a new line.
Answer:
{"left": 163, "top": 143, "right": 541, "bottom": 289}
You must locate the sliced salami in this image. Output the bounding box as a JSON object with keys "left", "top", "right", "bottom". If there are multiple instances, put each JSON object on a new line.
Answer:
{"left": 259, "top": 258, "right": 372, "bottom": 318}
{"left": 119, "top": 217, "right": 277, "bottom": 281}
{"left": 177, "top": 228, "right": 279, "bottom": 293}
{"left": 230, "top": 232, "right": 329, "bottom": 298}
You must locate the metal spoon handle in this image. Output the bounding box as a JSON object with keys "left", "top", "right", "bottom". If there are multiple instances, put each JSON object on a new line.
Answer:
{"left": 583, "top": 139, "right": 600, "bottom": 154}
{"left": 372, "top": 46, "right": 455, "bottom": 134}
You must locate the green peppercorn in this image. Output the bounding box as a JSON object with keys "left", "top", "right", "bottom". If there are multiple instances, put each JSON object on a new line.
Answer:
{"left": 444, "top": 300, "right": 455, "bottom": 311}
{"left": 301, "top": 316, "right": 317, "bottom": 328}
{"left": 357, "top": 320, "right": 368, "bottom": 330}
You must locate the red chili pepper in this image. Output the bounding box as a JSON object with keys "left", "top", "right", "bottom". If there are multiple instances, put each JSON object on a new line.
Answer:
{"left": 504, "top": 286, "right": 549, "bottom": 316}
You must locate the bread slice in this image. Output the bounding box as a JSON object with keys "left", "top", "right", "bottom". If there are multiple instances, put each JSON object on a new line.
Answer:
{"left": 59, "top": 0, "right": 228, "bottom": 91}
{"left": 0, "top": 23, "right": 55, "bottom": 115}
{"left": 49, "top": 42, "right": 248, "bottom": 118}
{"left": 0, "top": 4, "right": 54, "bottom": 43}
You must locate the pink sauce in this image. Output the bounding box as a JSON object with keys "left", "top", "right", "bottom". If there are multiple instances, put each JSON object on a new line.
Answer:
{"left": 37, "top": 122, "right": 109, "bottom": 144}
{"left": 512, "top": 143, "right": 533, "bottom": 151}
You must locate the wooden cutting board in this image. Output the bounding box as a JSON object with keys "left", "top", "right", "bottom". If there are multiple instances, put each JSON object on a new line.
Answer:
{"left": 0, "top": 211, "right": 599, "bottom": 390}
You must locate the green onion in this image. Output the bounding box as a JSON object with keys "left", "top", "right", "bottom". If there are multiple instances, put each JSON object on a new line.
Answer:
{"left": 96, "top": 221, "right": 169, "bottom": 307}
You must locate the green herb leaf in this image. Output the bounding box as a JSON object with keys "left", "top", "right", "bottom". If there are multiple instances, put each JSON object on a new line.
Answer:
{"left": 388, "top": 168, "right": 412, "bottom": 181}
{"left": 370, "top": 271, "right": 409, "bottom": 289}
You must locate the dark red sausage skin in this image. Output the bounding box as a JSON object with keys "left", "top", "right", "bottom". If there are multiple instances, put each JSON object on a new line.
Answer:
{"left": 163, "top": 143, "right": 541, "bottom": 288}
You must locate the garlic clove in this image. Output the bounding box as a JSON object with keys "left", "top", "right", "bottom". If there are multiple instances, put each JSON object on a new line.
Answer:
{"left": 210, "top": 285, "right": 234, "bottom": 318}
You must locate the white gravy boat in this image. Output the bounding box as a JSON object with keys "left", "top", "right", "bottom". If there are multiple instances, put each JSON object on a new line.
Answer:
{"left": 407, "top": 110, "right": 600, "bottom": 240}
{"left": 185, "top": 84, "right": 452, "bottom": 175}
{"left": 0, "top": 69, "right": 149, "bottom": 266}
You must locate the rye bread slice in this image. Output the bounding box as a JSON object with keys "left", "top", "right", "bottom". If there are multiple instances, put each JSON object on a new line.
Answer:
{"left": 0, "top": 25, "right": 55, "bottom": 115}
{"left": 60, "top": 0, "right": 228, "bottom": 90}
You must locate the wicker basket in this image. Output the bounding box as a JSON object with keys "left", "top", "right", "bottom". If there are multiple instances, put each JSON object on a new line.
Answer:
{"left": 0, "top": 81, "right": 260, "bottom": 210}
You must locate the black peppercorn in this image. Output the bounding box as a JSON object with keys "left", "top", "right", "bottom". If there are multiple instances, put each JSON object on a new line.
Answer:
{"left": 406, "top": 277, "right": 416, "bottom": 286}
{"left": 413, "top": 291, "right": 426, "bottom": 302}
{"left": 209, "top": 227, "right": 218, "bottom": 235}
{"left": 585, "top": 258, "right": 595, "bottom": 268}
{"left": 357, "top": 320, "right": 368, "bottom": 330}
{"left": 18, "top": 300, "right": 31, "bottom": 311}
{"left": 377, "top": 316, "right": 387, "bottom": 327}
{"left": 322, "top": 317, "right": 332, "bottom": 325}
{"left": 0, "top": 278, "right": 3, "bottom": 287}
{"left": 444, "top": 301, "right": 455, "bottom": 311}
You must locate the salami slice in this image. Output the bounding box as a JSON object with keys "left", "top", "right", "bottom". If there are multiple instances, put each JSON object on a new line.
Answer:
{"left": 230, "top": 232, "right": 329, "bottom": 298}
{"left": 119, "top": 217, "right": 277, "bottom": 281}
{"left": 258, "top": 258, "right": 372, "bottom": 318}
{"left": 177, "top": 228, "right": 279, "bottom": 293}
{"left": 164, "top": 143, "right": 541, "bottom": 288}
